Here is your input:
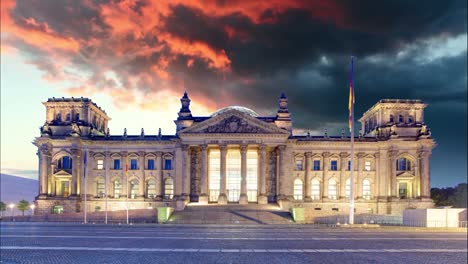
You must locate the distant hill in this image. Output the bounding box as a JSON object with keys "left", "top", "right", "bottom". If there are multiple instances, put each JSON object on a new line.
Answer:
{"left": 1, "top": 174, "right": 38, "bottom": 215}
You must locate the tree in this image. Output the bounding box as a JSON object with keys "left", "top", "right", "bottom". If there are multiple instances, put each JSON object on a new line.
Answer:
{"left": 452, "top": 183, "right": 467, "bottom": 208}
{"left": 431, "top": 183, "right": 467, "bottom": 208}
{"left": 0, "top": 201, "right": 6, "bottom": 217}
{"left": 17, "top": 200, "right": 30, "bottom": 216}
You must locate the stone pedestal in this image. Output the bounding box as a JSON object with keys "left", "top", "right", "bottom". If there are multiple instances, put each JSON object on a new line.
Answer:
{"left": 218, "top": 194, "right": 228, "bottom": 204}
{"left": 257, "top": 195, "right": 268, "bottom": 205}
{"left": 239, "top": 194, "right": 248, "bottom": 205}
{"left": 198, "top": 194, "right": 209, "bottom": 205}
{"left": 176, "top": 199, "right": 186, "bottom": 211}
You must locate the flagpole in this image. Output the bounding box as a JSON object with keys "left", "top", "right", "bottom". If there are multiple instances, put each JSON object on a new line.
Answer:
{"left": 349, "top": 57, "right": 355, "bottom": 225}
{"left": 126, "top": 151, "right": 129, "bottom": 225}
{"left": 105, "top": 145, "right": 108, "bottom": 224}
{"left": 84, "top": 149, "right": 88, "bottom": 224}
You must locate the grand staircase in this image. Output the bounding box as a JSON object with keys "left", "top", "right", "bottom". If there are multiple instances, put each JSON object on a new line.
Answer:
{"left": 168, "top": 203, "right": 293, "bottom": 225}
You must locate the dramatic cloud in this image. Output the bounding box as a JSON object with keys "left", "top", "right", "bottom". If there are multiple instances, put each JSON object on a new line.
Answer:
{"left": 1, "top": 0, "right": 466, "bottom": 129}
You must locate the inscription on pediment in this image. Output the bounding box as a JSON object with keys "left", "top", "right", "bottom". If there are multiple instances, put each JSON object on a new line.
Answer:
{"left": 201, "top": 115, "right": 270, "bottom": 133}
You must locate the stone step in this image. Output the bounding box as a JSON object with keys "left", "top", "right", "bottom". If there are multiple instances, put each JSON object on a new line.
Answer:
{"left": 169, "top": 203, "right": 294, "bottom": 225}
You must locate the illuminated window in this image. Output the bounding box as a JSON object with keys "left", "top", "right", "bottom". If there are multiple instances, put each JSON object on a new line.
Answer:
{"left": 363, "top": 179, "right": 371, "bottom": 200}
{"left": 129, "top": 179, "right": 139, "bottom": 198}
{"left": 146, "top": 179, "right": 156, "bottom": 198}
{"left": 96, "top": 178, "right": 105, "bottom": 198}
{"left": 293, "top": 179, "right": 303, "bottom": 200}
{"left": 345, "top": 178, "right": 351, "bottom": 198}
{"left": 399, "top": 182, "right": 408, "bottom": 199}
{"left": 130, "top": 159, "right": 137, "bottom": 170}
{"left": 113, "top": 180, "right": 121, "bottom": 198}
{"left": 147, "top": 159, "right": 155, "bottom": 170}
{"left": 164, "top": 178, "right": 174, "bottom": 199}
{"left": 227, "top": 150, "right": 241, "bottom": 202}
{"left": 364, "top": 161, "right": 371, "bottom": 171}
{"left": 328, "top": 179, "right": 337, "bottom": 200}
{"left": 313, "top": 160, "right": 321, "bottom": 170}
{"left": 97, "top": 159, "right": 104, "bottom": 170}
{"left": 311, "top": 179, "right": 320, "bottom": 200}
{"left": 247, "top": 150, "right": 258, "bottom": 202}
{"left": 208, "top": 150, "right": 220, "bottom": 202}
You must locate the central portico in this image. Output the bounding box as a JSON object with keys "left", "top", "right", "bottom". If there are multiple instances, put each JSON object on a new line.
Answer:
{"left": 178, "top": 105, "right": 290, "bottom": 205}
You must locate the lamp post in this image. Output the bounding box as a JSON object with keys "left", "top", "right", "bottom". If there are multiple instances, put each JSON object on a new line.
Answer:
{"left": 30, "top": 204, "right": 36, "bottom": 215}
{"left": 9, "top": 203, "right": 15, "bottom": 217}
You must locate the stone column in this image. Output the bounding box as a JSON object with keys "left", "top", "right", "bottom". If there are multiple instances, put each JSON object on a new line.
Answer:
{"left": 38, "top": 147, "right": 50, "bottom": 198}
{"left": 121, "top": 151, "right": 128, "bottom": 197}
{"left": 70, "top": 148, "right": 81, "bottom": 197}
{"left": 322, "top": 152, "right": 330, "bottom": 198}
{"left": 181, "top": 144, "right": 190, "bottom": 200}
{"left": 304, "top": 152, "right": 313, "bottom": 201}
{"left": 419, "top": 150, "right": 431, "bottom": 199}
{"left": 199, "top": 144, "right": 209, "bottom": 204}
{"left": 139, "top": 151, "right": 145, "bottom": 198}
{"left": 104, "top": 151, "right": 110, "bottom": 198}
{"left": 239, "top": 144, "right": 248, "bottom": 204}
{"left": 258, "top": 144, "right": 268, "bottom": 204}
{"left": 50, "top": 164, "right": 56, "bottom": 196}
{"left": 374, "top": 152, "right": 380, "bottom": 199}
{"left": 357, "top": 152, "right": 365, "bottom": 199}
{"left": 388, "top": 150, "right": 398, "bottom": 198}
{"left": 277, "top": 145, "right": 287, "bottom": 200}
{"left": 339, "top": 152, "right": 347, "bottom": 199}
{"left": 378, "top": 150, "right": 388, "bottom": 200}
{"left": 155, "top": 151, "right": 163, "bottom": 200}
{"left": 218, "top": 144, "right": 228, "bottom": 204}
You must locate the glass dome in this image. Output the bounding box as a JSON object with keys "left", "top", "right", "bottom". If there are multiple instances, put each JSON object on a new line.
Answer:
{"left": 211, "top": 106, "right": 259, "bottom": 117}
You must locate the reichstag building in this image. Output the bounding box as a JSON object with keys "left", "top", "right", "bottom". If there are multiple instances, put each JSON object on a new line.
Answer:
{"left": 34, "top": 92, "right": 435, "bottom": 215}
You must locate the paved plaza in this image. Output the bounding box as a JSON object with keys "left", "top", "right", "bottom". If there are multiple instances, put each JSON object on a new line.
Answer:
{"left": 1, "top": 223, "right": 467, "bottom": 264}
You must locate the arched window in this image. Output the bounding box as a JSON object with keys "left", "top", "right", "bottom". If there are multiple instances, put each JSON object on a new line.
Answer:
{"left": 363, "top": 179, "right": 371, "bottom": 200}
{"left": 328, "top": 179, "right": 337, "bottom": 200}
{"left": 389, "top": 115, "right": 394, "bottom": 123}
{"left": 75, "top": 113, "right": 80, "bottom": 121}
{"left": 129, "top": 179, "right": 139, "bottom": 199}
{"left": 56, "top": 113, "right": 62, "bottom": 121}
{"left": 113, "top": 180, "right": 121, "bottom": 198}
{"left": 66, "top": 113, "right": 71, "bottom": 121}
{"left": 396, "top": 158, "right": 411, "bottom": 171}
{"left": 57, "top": 156, "right": 73, "bottom": 170}
{"left": 96, "top": 178, "right": 105, "bottom": 198}
{"left": 146, "top": 179, "right": 156, "bottom": 198}
{"left": 311, "top": 179, "right": 320, "bottom": 200}
{"left": 345, "top": 178, "right": 351, "bottom": 198}
{"left": 293, "top": 179, "right": 303, "bottom": 200}
{"left": 408, "top": 115, "right": 414, "bottom": 123}
{"left": 164, "top": 178, "right": 174, "bottom": 199}
{"left": 398, "top": 114, "right": 404, "bottom": 123}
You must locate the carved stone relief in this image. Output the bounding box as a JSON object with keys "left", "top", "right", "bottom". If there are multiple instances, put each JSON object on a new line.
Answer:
{"left": 201, "top": 115, "right": 270, "bottom": 133}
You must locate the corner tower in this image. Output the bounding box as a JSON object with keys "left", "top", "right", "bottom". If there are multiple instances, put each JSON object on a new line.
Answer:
{"left": 175, "top": 91, "right": 194, "bottom": 132}
{"left": 275, "top": 92, "right": 293, "bottom": 133}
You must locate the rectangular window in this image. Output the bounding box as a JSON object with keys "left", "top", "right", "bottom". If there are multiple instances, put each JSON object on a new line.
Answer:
{"left": 62, "top": 156, "right": 72, "bottom": 169}
{"left": 313, "top": 160, "right": 320, "bottom": 171}
{"left": 147, "top": 159, "right": 155, "bottom": 170}
{"left": 130, "top": 159, "right": 137, "bottom": 170}
{"left": 209, "top": 150, "right": 220, "bottom": 202}
{"left": 348, "top": 160, "right": 351, "bottom": 171}
{"left": 97, "top": 159, "right": 104, "bottom": 170}
{"left": 330, "top": 160, "right": 338, "bottom": 171}
{"left": 113, "top": 159, "right": 121, "bottom": 170}
{"left": 364, "top": 161, "right": 371, "bottom": 171}
{"left": 295, "top": 158, "right": 303, "bottom": 170}
{"left": 164, "top": 159, "right": 172, "bottom": 170}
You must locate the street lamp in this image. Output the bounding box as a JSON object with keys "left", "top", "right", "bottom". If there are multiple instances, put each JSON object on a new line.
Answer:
{"left": 8, "top": 203, "right": 15, "bottom": 216}
{"left": 30, "top": 204, "right": 36, "bottom": 215}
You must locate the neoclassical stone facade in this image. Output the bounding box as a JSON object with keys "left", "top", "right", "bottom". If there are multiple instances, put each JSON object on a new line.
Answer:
{"left": 34, "top": 94, "right": 435, "bottom": 215}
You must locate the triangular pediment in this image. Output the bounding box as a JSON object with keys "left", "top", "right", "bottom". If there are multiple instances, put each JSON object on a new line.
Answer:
{"left": 179, "top": 109, "right": 289, "bottom": 135}
{"left": 54, "top": 170, "right": 72, "bottom": 177}
{"left": 396, "top": 171, "right": 414, "bottom": 178}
